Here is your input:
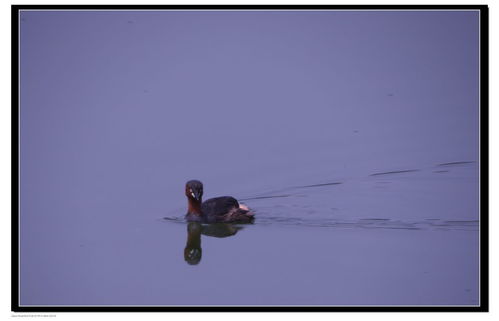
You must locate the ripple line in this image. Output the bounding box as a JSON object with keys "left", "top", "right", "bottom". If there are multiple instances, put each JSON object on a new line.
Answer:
{"left": 370, "top": 169, "right": 419, "bottom": 176}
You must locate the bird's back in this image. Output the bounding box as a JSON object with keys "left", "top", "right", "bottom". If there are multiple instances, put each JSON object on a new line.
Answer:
{"left": 201, "top": 196, "right": 239, "bottom": 219}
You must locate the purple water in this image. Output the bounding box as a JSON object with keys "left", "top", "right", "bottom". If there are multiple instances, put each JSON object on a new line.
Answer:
{"left": 19, "top": 10, "right": 480, "bottom": 306}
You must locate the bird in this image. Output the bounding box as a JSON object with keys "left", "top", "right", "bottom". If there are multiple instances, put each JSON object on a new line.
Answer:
{"left": 184, "top": 180, "right": 254, "bottom": 223}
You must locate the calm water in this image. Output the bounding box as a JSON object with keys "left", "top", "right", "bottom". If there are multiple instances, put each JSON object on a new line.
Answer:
{"left": 19, "top": 10, "right": 480, "bottom": 306}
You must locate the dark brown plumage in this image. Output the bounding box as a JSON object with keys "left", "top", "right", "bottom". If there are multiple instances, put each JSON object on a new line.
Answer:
{"left": 185, "top": 180, "right": 254, "bottom": 223}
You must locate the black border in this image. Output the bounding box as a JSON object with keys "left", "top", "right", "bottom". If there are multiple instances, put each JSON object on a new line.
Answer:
{"left": 12, "top": 4, "right": 489, "bottom": 313}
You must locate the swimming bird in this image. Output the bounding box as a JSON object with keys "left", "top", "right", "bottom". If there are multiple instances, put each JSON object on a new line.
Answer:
{"left": 184, "top": 180, "right": 254, "bottom": 223}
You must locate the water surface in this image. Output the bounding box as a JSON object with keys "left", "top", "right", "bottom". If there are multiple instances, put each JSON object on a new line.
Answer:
{"left": 19, "top": 10, "right": 480, "bottom": 306}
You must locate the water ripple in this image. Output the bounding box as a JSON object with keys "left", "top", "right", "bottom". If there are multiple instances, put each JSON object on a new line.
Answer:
{"left": 437, "top": 161, "right": 475, "bottom": 167}
{"left": 162, "top": 215, "right": 478, "bottom": 231}
{"left": 370, "top": 169, "right": 420, "bottom": 176}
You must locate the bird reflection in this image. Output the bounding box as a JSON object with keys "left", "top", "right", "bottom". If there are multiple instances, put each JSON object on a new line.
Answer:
{"left": 184, "top": 222, "right": 242, "bottom": 265}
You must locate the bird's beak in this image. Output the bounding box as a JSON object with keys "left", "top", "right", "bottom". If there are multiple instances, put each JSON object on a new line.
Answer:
{"left": 192, "top": 191, "right": 202, "bottom": 201}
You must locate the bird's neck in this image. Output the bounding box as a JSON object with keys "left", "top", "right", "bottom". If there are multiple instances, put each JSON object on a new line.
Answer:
{"left": 187, "top": 198, "right": 202, "bottom": 215}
